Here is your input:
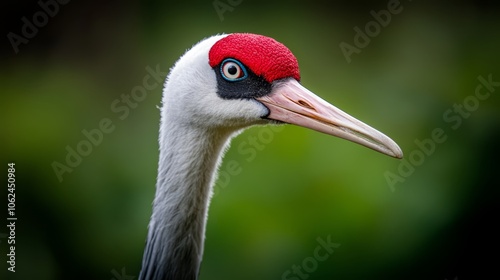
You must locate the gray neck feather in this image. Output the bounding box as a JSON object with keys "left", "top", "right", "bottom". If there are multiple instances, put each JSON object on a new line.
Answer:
{"left": 139, "top": 118, "right": 234, "bottom": 280}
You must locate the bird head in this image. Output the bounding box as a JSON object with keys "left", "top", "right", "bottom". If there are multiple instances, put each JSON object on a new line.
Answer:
{"left": 162, "top": 33, "right": 402, "bottom": 158}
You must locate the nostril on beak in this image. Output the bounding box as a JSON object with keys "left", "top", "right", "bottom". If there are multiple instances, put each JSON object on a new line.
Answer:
{"left": 298, "top": 100, "right": 315, "bottom": 111}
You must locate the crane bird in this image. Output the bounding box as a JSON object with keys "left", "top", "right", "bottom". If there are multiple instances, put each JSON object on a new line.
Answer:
{"left": 139, "top": 33, "right": 402, "bottom": 280}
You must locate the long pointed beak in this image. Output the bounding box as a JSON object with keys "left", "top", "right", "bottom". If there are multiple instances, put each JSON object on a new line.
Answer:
{"left": 256, "top": 79, "right": 403, "bottom": 158}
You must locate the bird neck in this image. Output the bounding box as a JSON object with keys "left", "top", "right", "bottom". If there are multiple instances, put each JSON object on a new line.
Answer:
{"left": 140, "top": 119, "right": 234, "bottom": 280}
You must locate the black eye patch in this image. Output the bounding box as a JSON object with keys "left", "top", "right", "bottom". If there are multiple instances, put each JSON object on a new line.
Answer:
{"left": 213, "top": 59, "right": 272, "bottom": 100}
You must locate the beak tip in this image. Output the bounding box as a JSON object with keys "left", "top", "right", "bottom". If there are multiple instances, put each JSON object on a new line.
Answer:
{"left": 389, "top": 146, "right": 403, "bottom": 159}
{"left": 382, "top": 138, "right": 403, "bottom": 159}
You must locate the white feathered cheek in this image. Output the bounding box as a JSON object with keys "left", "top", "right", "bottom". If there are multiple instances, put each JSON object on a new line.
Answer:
{"left": 186, "top": 92, "right": 266, "bottom": 128}
{"left": 176, "top": 64, "right": 267, "bottom": 127}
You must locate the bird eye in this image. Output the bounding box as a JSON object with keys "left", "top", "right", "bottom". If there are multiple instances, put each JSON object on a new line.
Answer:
{"left": 220, "top": 59, "right": 248, "bottom": 81}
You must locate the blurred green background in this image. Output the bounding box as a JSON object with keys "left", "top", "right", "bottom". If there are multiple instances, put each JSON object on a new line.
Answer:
{"left": 2, "top": 0, "right": 500, "bottom": 279}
